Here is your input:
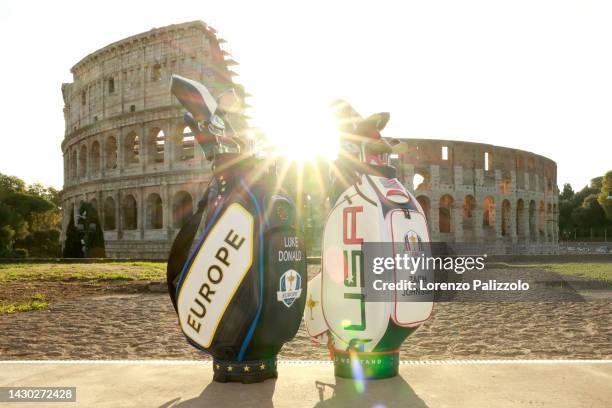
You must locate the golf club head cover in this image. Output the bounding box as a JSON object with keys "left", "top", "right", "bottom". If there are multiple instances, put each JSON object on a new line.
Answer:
{"left": 168, "top": 157, "right": 307, "bottom": 383}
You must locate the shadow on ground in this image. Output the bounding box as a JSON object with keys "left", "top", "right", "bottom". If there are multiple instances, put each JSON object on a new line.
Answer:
{"left": 313, "top": 376, "right": 428, "bottom": 408}
{"left": 158, "top": 376, "right": 428, "bottom": 408}
{"left": 158, "top": 379, "right": 277, "bottom": 408}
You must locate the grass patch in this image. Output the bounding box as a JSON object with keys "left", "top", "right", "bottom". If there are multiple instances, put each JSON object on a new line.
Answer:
{"left": 506, "top": 263, "right": 612, "bottom": 284}
{"left": 0, "top": 294, "right": 49, "bottom": 314}
{"left": 0, "top": 262, "right": 166, "bottom": 283}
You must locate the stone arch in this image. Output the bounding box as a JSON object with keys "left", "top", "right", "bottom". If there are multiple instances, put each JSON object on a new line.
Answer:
{"left": 103, "top": 197, "right": 116, "bottom": 231}
{"left": 462, "top": 195, "right": 476, "bottom": 230}
{"left": 173, "top": 191, "right": 193, "bottom": 228}
{"left": 501, "top": 199, "right": 511, "bottom": 236}
{"left": 90, "top": 141, "right": 101, "bottom": 174}
{"left": 439, "top": 194, "right": 454, "bottom": 233}
{"left": 483, "top": 196, "right": 495, "bottom": 228}
{"left": 553, "top": 203, "right": 558, "bottom": 241}
{"left": 516, "top": 199, "right": 525, "bottom": 238}
{"left": 122, "top": 194, "right": 138, "bottom": 230}
{"left": 105, "top": 136, "right": 117, "bottom": 170}
{"left": 146, "top": 193, "right": 163, "bottom": 229}
{"left": 124, "top": 131, "right": 140, "bottom": 166}
{"left": 79, "top": 145, "right": 87, "bottom": 177}
{"left": 178, "top": 126, "right": 195, "bottom": 162}
{"left": 547, "top": 203, "right": 553, "bottom": 241}
{"left": 416, "top": 195, "right": 431, "bottom": 222}
{"left": 90, "top": 198, "right": 98, "bottom": 213}
{"left": 70, "top": 149, "right": 77, "bottom": 180}
{"left": 538, "top": 201, "right": 546, "bottom": 240}
{"left": 413, "top": 173, "right": 430, "bottom": 191}
{"left": 147, "top": 128, "right": 165, "bottom": 164}
{"left": 528, "top": 200, "right": 536, "bottom": 240}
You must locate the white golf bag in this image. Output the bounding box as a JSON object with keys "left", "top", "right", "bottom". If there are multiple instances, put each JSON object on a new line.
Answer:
{"left": 304, "top": 101, "right": 433, "bottom": 379}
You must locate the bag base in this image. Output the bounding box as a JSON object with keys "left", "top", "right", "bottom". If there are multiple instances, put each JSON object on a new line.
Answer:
{"left": 333, "top": 349, "right": 399, "bottom": 380}
{"left": 212, "top": 358, "right": 278, "bottom": 383}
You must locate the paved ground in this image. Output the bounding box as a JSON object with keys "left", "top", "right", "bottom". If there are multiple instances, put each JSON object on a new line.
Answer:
{"left": 0, "top": 361, "right": 610, "bottom": 407}
{"left": 1, "top": 291, "right": 611, "bottom": 360}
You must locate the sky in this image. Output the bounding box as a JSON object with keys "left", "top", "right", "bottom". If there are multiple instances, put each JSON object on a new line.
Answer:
{"left": 0, "top": 0, "right": 610, "bottom": 190}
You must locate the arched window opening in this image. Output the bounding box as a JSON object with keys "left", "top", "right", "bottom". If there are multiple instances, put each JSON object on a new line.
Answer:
{"left": 439, "top": 194, "right": 454, "bottom": 233}
{"left": 105, "top": 136, "right": 117, "bottom": 170}
{"left": 150, "top": 129, "right": 165, "bottom": 164}
{"left": 90, "top": 198, "right": 98, "bottom": 213}
{"left": 463, "top": 195, "right": 476, "bottom": 229}
{"left": 70, "top": 149, "right": 77, "bottom": 180}
{"left": 528, "top": 200, "right": 536, "bottom": 240}
{"left": 413, "top": 171, "right": 430, "bottom": 191}
{"left": 103, "top": 197, "right": 116, "bottom": 231}
{"left": 125, "top": 132, "right": 140, "bottom": 165}
{"left": 516, "top": 199, "right": 525, "bottom": 237}
{"left": 483, "top": 196, "right": 495, "bottom": 227}
{"left": 413, "top": 174, "right": 424, "bottom": 190}
{"left": 173, "top": 191, "right": 193, "bottom": 228}
{"left": 501, "top": 199, "right": 511, "bottom": 236}
{"left": 79, "top": 145, "right": 87, "bottom": 177}
{"left": 538, "top": 201, "right": 545, "bottom": 237}
{"left": 151, "top": 64, "right": 162, "bottom": 81}
{"left": 416, "top": 196, "right": 430, "bottom": 222}
{"left": 122, "top": 195, "right": 138, "bottom": 230}
{"left": 146, "top": 193, "right": 163, "bottom": 229}
{"left": 179, "top": 126, "right": 195, "bottom": 162}
{"left": 91, "top": 141, "right": 101, "bottom": 174}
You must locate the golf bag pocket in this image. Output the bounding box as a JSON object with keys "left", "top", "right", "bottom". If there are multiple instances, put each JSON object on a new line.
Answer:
{"left": 245, "top": 195, "right": 307, "bottom": 350}
{"left": 176, "top": 201, "right": 257, "bottom": 351}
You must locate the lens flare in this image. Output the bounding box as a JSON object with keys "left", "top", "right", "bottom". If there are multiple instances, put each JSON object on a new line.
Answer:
{"left": 349, "top": 349, "right": 366, "bottom": 394}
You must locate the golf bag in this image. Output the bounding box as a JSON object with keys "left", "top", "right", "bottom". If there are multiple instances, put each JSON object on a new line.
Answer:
{"left": 167, "top": 75, "right": 307, "bottom": 383}
{"left": 305, "top": 101, "right": 433, "bottom": 379}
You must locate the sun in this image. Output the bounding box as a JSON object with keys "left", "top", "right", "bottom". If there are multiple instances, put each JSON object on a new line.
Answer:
{"left": 254, "top": 101, "right": 340, "bottom": 162}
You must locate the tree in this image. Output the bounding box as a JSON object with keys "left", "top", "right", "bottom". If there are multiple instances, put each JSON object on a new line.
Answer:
{"left": 559, "top": 183, "right": 574, "bottom": 201}
{"left": 558, "top": 174, "right": 611, "bottom": 240}
{"left": 597, "top": 170, "right": 612, "bottom": 221}
{"left": 62, "top": 209, "right": 83, "bottom": 258}
{"left": 0, "top": 173, "right": 61, "bottom": 257}
{"left": 571, "top": 194, "right": 606, "bottom": 228}
{"left": 0, "top": 202, "right": 27, "bottom": 257}
{"left": 0, "top": 174, "right": 26, "bottom": 196}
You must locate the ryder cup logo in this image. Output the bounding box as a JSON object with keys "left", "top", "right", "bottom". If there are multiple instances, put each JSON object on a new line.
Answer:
{"left": 277, "top": 269, "right": 302, "bottom": 308}
{"left": 404, "top": 230, "right": 422, "bottom": 252}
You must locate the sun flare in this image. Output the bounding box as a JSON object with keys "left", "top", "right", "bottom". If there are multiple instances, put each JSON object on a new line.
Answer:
{"left": 255, "top": 103, "right": 340, "bottom": 162}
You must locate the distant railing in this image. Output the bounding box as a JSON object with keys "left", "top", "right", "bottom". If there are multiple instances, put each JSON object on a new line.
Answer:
{"left": 559, "top": 242, "right": 612, "bottom": 255}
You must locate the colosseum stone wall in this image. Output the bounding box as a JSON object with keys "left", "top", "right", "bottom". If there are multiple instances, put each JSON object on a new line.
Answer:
{"left": 60, "top": 21, "right": 248, "bottom": 258}
{"left": 392, "top": 139, "right": 559, "bottom": 254}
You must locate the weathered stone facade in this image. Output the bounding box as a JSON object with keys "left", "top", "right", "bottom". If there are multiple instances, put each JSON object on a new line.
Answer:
{"left": 392, "top": 139, "right": 559, "bottom": 254}
{"left": 60, "top": 21, "right": 247, "bottom": 258}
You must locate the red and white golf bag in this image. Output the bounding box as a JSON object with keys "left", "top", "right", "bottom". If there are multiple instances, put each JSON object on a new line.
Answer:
{"left": 305, "top": 101, "right": 433, "bottom": 379}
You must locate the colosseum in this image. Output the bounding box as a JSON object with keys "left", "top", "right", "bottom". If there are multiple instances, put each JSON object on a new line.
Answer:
{"left": 391, "top": 139, "right": 559, "bottom": 254}
{"left": 60, "top": 21, "right": 248, "bottom": 258}
{"left": 61, "top": 21, "right": 558, "bottom": 258}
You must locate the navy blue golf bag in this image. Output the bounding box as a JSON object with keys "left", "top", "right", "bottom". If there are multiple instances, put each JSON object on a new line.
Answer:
{"left": 167, "top": 75, "right": 307, "bottom": 383}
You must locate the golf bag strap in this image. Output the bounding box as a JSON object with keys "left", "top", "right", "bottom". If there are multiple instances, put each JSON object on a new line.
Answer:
{"left": 166, "top": 188, "right": 209, "bottom": 311}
